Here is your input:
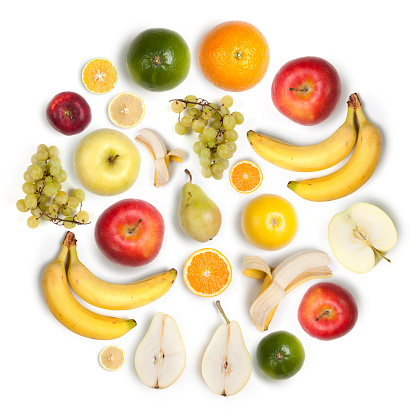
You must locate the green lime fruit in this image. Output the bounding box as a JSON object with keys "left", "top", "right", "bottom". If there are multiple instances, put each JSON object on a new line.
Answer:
{"left": 126, "top": 28, "right": 191, "bottom": 92}
{"left": 256, "top": 330, "right": 305, "bottom": 380}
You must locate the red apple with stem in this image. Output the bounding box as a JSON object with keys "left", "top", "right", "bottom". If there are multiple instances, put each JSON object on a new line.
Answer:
{"left": 94, "top": 199, "right": 165, "bottom": 267}
{"left": 271, "top": 56, "right": 341, "bottom": 126}
{"left": 46, "top": 91, "right": 92, "bottom": 135}
{"left": 297, "top": 282, "right": 358, "bottom": 340}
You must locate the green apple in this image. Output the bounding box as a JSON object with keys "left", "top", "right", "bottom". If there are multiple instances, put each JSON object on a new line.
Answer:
{"left": 73, "top": 128, "right": 140, "bottom": 196}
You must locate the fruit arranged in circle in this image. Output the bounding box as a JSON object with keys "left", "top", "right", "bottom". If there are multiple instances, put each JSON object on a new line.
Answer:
{"left": 241, "top": 194, "right": 298, "bottom": 250}
{"left": 99, "top": 345, "right": 126, "bottom": 371}
{"left": 183, "top": 248, "right": 232, "bottom": 297}
{"left": 46, "top": 91, "right": 92, "bottom": 136}
{"left": 229, "top": 160, "right": 263, "bottom": 193}
{"left": 256, "top": 330, "right": 305, "bottom": 380}
{"left": 126, "top": 28, "right": 191, "bottom": 92}
{"left": 170, "top": 95, "right": 244, "bottom": 180}
{"left": 108, "top": 91, "right": 145, "bottom": 128}
{"left": 73, "top": 128, "right": 140, "bottom": 196}
{"left": 198, "top": 21, "right": 270, "bottom": 92}
{"left": 82, "top": 58, "right": 118, "bottom": 94}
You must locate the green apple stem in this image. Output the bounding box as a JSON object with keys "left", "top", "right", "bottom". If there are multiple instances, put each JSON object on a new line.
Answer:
{"left": 354, "top": 228, "right": 391, "bottom": 263}
{"left": 129, "top": 218, "right": 143, "bottom": 234}
{"left": 215, "top": 300, "right": 230, "bottom": 324}
{"left": 108, "top": 154, "right": 120, "bottom": 163}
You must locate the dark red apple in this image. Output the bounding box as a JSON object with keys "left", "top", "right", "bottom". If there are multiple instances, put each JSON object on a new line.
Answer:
{"left": 297, "top": 282, "right": 358, "bottom": 340}
{"left": 94, "top": 199, "right": 165, "bottom": 267}
{"left": 271, "top": 56, "right": 341, "bottom": 126}
{"left": 46, "top": 91, "right": 91, "bottom": 135}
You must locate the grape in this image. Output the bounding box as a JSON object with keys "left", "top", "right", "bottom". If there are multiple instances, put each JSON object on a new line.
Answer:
{"left": 232, "top": 111, "right": 244, "bottom": 125}
{"left": 224, "top": 130, "right": 238, "bottom": 142}
{"left": 222, "top": 160, "right": 230, "bottom": 170}
{"left": 171, "top": 100, "right": 185, "bottom": 113}
{"left": 28, "top": 165, "right": 43, "bottom": 180}
{"left": 60, "top": 205, "right": 73, "bottom": 216}
{"left": 22, "top": 182, "right": 37, "bottom": 194}
{"left": 48, "top": 146, "right": 59, "bottom": 157}
{"left": 44, "top": 175, "right": 53, "bottom": 184}
{"left": 192, "top": 119, "right": 205, "bottom": 133}
{"left": 16, "top": 199, "right": 29, "bottom": 212}
{"left": 212, "top": 171, "right": 224, "bottom": 180}
{"left": 67, "top": 197, "right": 80, "bottom": 209}
{"left": 221, "top": 95, "right": 234, "bottom": 108}
{"left": 43, "top": 182, "right": 58, "bottom": 196}
{"left": 193, "top": 141, "right": 206, "bottom": 154}
{"left": 223, "top": 114, "right": 236, "bottom": 131}
{"left": 201, "top": 109, "right": 211, "bottom": 120}
{"left": 180, "top": 115, "right": 193, "bottom": 127}
{"left": 207, "top": 140, "right": 216, "bottom": 148}
{"left": 55, "top": 191, "right": 69, "bottom": 205}
{"left": 76, "top": 211, "right": 89, "bottom": 223}
{"left": 217, "top": 144, "right": 231, "bottom": 159}
{"left": 212, "top": 155, "right": 225, "bottom": 164}
{"left": 175, "top": 122, "right": 187, "bottom": 135}
{"left": 23, "top": 170, "right": 33, "bottom": 182}
{"left": 55, "top": 181, "right": 62, "bottom": 192}
{"left": 202, "top": 127, "right": 217, "bottom": 142}
{"left": 73, "top": 189, "right": 85, "bottom": 202}
{"left": 200, "top": 148, "right": 211, "bottom": 158}
{"left": 31, "top": 207, "right": 42, "bottom": 217}
{"left": 24, "top": 194, "right": 38, "bottom": 210}
{"left": 38, "top": 195, "right": 48, "bottom": 205}
{"left": 63, "top": 217, "right": 76, "bottom": 229}
{"left": 49, "top": 204, "right": 59, "bottom": 214}
{"left": 31, "top": 154, "right": 38, "bottom": 164}
{"left": 226, "top": 141, "right": 237, "bottom": 154}
{"left": 37, "top": 144, "right": 48, "bottom": 152}
{"left": 55, "top": 170, "right": 67, "bottom": 183}
{"left": 50, "top": 166, "right": 61, "bottom": 177}
{"left": 188, "top": 108, "right": 200, "bottom": 118}
{"left": 49, "top": 156, "right": 61, "bottom": 168}
{"left": 218, "top": 107, "right": 230, "bottom": 117}
{"left": 27, "top": 216, "right": 40, "bottom": 229}
{"left": 199, "top": 156, "right": 213, "bottom": 168}
{"left": 215, "top": 135, "right": 225, "bottom": 145}
{"left": 36, "top": 148, "right": 49, "bottom": 161}
{"left": 211, "top": 119, "right": 222, "bottom": 130}
{"left": 185, "top": 95, "right": 197, "bottom": 106}
{"left": 201, "top": 166, "right": 213, "bottom": 178}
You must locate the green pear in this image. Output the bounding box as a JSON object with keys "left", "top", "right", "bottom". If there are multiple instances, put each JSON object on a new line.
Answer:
{"left": 178, "top": 170, "right": 221, "bottom": 242}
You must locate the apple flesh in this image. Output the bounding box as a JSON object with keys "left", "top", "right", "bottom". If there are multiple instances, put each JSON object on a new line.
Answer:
{"left": 298, "top": 282, "right": 358, "bottom": 341}
{"left": 328, "top": 202, "right": 397, "bottom": 274}
{"left": 95, "top": 199, "right": 165, "bottom": 267}
{"left": 73, "top": 128, "right": 140, "bottom": 196}
{"left": 46, "top": 91, "right": 91, "bottom": 135}
{"left": 271, "top": 56, "right": 341, "bottom": 126}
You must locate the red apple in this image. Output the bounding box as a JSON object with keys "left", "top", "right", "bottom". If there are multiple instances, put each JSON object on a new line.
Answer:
{"left": 271, "top": 56, "right": 341, "bottom": 126}
{"left": 94, "top": 199, "right": 165, "bottom": 267}
{"left": 297, "top": 282, "right": 358, "bottom": 340}
{"left": 46, "top": 91, "right": 91, "bottom": 135}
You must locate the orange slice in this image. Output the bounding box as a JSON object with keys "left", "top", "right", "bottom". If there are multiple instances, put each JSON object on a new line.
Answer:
{"left": 99, "top": 345, "right": 126, "bottom": 371}
{"left": 108, "top": 92, "right": 145, "bottom": 128}
{"left": 82, "top": 58, "right": 118, "bottom": 94}
{"left": 183, "top": 248, "right": 232, "bottom": 297}
{"left": 229, "top": 160, "right": 263, "bottom": 193}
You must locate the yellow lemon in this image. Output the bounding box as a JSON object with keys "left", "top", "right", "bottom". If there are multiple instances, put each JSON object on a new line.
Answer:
{"left": 241, "top": 194, "right": 298, "bottom": 250}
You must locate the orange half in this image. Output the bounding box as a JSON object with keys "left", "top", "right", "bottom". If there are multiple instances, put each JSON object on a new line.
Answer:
{"left": 82, "top": 58, "right": 118, "bottom": 94}
{"left": 229, "top": 160, "right": 263, "bottom": 193}
{"left": 183, "top": 248, "right": 232, "bottom": 297}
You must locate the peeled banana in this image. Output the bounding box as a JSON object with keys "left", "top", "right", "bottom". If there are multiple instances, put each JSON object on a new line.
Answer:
{"left": 288, "top": 93, "right": 382, "bottom": 201}
{"left": 42, "top": 232, "right": 136, "bottom": 340}
{"left": 65, "top": 232, "right": 177, "bottom": 310}
{"left": 247, "top": 98, "right": 357, "bottom": 172}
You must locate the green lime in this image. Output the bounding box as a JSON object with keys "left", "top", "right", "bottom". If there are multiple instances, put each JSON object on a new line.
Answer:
{"left": 256, "top": 330, "right": 305, "bottom": 380}
{"left": 126, "top": 28, "right": 191, "bottom": 92}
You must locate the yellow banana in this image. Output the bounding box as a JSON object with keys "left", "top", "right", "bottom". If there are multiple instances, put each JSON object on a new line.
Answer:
{"left": 42, "top": 232, "right": 136, "bottom": 340}
{"left": 247, "top": 98, "right": 357, "bottom": 172}
{"left": 288, "top": 93, "right": 382, "bottom": 201}
{"left": 66, "top": 232, "right": 177, "bottom": 310}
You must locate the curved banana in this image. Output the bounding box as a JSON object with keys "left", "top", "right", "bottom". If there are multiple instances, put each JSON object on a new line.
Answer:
{"left": 247, "top": 98, "right": 357, "bottom": 172}
{"left": 288, "top": 93, "right": 382, "bottom": 201}
{"left": 42, "top": 232, "right": 136, "bottom": 340}
{"left": 66, "top": 232, "right": 177, "bottom": 310}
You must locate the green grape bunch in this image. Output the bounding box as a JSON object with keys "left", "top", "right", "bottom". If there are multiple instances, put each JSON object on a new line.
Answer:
{"left": 16, "top": 144, "right": 90, "bottom": 229}
{"left": 170, "top": 95, "right": 244, "bottom": 180}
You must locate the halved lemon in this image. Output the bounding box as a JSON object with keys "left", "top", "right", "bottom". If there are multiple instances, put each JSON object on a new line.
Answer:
{"left": 99, "top": 345, "right": 126, "bottom": 371}
{"left": 229, "top": 160, "right": 263, "bottom": 193}
{"left": 108, "top": 92, "right": 145, "bottom": 128}
{"left": 82, "top": 58, "right": 118, "bottom": 94}
{"left": 183, "top": 248, "right": 232, "bottom": 297}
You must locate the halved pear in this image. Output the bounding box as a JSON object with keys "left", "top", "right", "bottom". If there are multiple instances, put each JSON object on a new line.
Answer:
{"left": 134, "top": 312, "right": 186, "bottom": 389}
{"left": 328, "top": 202, "right": 397, "bottom": 274}
{"left": 201, "top": 301, "right": 252, "bottom": 396}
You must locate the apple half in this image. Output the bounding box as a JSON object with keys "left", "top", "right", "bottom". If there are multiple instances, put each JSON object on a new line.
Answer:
{"left": 328, "top": 202, "right": 397, "bottom": 273}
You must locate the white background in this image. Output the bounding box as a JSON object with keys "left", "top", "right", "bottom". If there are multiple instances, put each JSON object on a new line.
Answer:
{"left": 2, "top": 1, "right": 415, "bottom": 414}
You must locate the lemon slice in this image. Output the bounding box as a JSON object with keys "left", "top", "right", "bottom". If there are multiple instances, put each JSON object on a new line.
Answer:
{"left": 108, "top": 92, "right": 145, "bottom": 128}
{"left": 99, "top": 345, "right": 126, "bottom": 371}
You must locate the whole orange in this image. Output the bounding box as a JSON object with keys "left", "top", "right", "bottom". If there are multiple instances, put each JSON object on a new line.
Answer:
{"left": 198, "top": 21, "right": 270, "bottom": 92}
{"left": 241, "top": 194, "right": 298, "bottom": 251}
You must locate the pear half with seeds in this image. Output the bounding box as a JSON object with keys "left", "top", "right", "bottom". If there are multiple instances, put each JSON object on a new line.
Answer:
{"left": 134, "top": 312, "right": 186, "bottom": 389}
{"left": 201, "top": 301, "right": 252, "bottom": 396}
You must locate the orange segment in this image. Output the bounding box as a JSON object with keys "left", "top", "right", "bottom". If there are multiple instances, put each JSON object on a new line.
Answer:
{"left": 183, "top": 248, "right": 232, "bottom": 297}
{"left": 82, "top": 58, "right": 118, "bottom": 94}
{"left": 229, "top": 160, "right": 263, "bottom": 193}
{"left": 108, "top": 92, "right": 145, "bottom": 128}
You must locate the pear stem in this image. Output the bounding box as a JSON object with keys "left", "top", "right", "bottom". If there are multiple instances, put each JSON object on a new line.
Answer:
{"left": 184, "top": 169, "right": 192, "bottom": 183}
{"left": 215, "top": 300, "right": 230, "bottom": 324}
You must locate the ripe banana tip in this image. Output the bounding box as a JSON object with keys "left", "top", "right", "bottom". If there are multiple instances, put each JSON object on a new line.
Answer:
{"left": 287, "top": 181, "right": 296, "bottom": 191}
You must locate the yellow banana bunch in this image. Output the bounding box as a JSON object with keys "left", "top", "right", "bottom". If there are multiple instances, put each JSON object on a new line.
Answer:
{"left": 42, "top": 232, "right": 136, "bottom": 340}
{"left": 65, "top": 232, "right": 177, "bottom": 310}
{"left": 247, "top": 99, "right": 357, "bottom": 172}
{"left": 288, "top": 93, "right": 382, "bottom": 201}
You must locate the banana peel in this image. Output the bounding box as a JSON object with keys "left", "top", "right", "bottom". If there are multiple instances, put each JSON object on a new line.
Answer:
{"left": 135, "top": 128, "right": 186, "bottom": 188}
{"left": 243, "top": 250, "right": 333, "bottom": 332}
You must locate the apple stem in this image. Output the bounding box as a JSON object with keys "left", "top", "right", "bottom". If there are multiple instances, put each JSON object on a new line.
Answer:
{"left": 315, "top": 310, "right": 330, "bottom": 321}
{"left": 107, "top": 154, "right": 120, "bottom": 163}
{"left": 129, "top": 218, "right": 142, "bottom": 234}
{"left": 215, "top": 300, "right": 230, "bottom": 324}
{"left": 354, "top": 227, "right": 391, "bottom": 263}
{"left": 64, "top": 110, "right": 73, "bottom": 119}
{"left": 288, "top": 87, "right": 309, "bottom": 93}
